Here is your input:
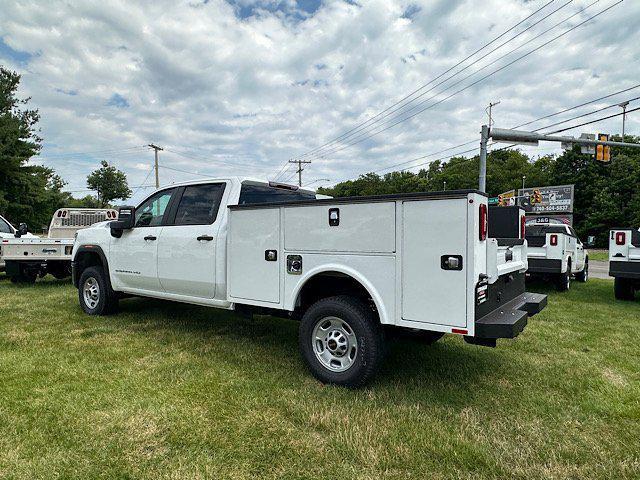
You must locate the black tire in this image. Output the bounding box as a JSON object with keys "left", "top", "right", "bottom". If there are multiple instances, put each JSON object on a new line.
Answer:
{"left": 614, "top": 277, "right": 635, "bottom": 301}
{"left": 299, "top": 295, "right": 385, "bottom": 388}
{"left": 10, "top": 269, "right": 37, "bottom": 284}
{"left": 78, "top": 266, "right": 119, "bottom": 315}
{"left": 575, "top": 258, "right": 588, "bottom": 283}
{"left": 555, "top": 260, "right": 571, "bottom": 292}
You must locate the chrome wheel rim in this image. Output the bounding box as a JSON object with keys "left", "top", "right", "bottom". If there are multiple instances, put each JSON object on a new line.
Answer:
{"left": 83, "top": 277, "right": 100, "bottom": 309}
{"left": 312, "top": 316, "right": 358, "bottom": 372}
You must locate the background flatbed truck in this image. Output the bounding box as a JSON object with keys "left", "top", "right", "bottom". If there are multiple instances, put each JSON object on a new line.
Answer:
{"left": 72, "top": 179, "right": 547, "bottom": 387}
{"left": 609, "top": 228, "right": 640, "bottom": 300}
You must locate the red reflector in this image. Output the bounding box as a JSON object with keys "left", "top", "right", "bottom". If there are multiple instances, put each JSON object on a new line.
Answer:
{"left": 616, "top": 232, "right": 626, "bottom": 245}
{"left": 452, "top": 328, "right": 468, "bottom": 335}
{"left": 550, "top": 234, "right": 558, "bottom": 246}
{"left": 520, "top": 216, "right": 526, "bottom": 239}
{"left": 479, "top": 204, "right": 487, "bottom": 241}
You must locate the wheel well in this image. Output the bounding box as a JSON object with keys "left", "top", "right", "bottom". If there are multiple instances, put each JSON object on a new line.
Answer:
{"left": 295, "top": 272, "right": 377, "bottom": 318}
{"left": 74, "top": 251, "right": 105, "bottom": 287}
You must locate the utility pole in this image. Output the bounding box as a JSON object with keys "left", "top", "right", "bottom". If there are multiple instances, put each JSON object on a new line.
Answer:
{"left": 288, "top": 159, "right": 311, "bottom": 187}
{"left": 486, "top": 101, "right": 501, "bottom": 127}
{"left": 619, "top": 101, "right": 629, "bottom": 139}
{"left": 148, "top": 144, "right": 163, "bottom": 188}
{"left": 479, "top": 124, "right": 490, "bottom": 192}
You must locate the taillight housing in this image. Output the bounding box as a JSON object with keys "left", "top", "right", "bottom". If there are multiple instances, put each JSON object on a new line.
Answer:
{"left": 520, "top": 216, "right": 526, "bottom": 239}
{"left": 616, "top": 232, "right": 626, "bottom": 245}
{"left": 550, "top": 234, "right": 558, "bottom": 246}
{"left": 479, "top": 204, "right": 487, "bottom": 241}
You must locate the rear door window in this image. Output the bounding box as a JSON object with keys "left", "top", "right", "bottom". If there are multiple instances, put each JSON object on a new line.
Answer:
{"left": 0, "top": 217, "right": 13, "bottom": 234}
{"left": 173, "top": 183, "right": 226, "bottom": 225}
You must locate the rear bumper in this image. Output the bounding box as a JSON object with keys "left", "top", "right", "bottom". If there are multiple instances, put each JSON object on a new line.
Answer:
{"left": 609, "top": 260, "right": 640, "bottom": 279}
{"left": 527, "top": 258, "right": 562, "bottom": 273}
{"left": 475, "top": 292, "right": 547, "bottom": 339}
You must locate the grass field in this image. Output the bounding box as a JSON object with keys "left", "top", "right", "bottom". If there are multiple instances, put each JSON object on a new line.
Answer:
{"left": 0, "top": 275, "right": 638, "bottom": 479}
{"left": 588, "top": 249, "right": 609, "bottom": 262}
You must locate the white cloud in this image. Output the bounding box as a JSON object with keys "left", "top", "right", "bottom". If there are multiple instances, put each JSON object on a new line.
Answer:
{"left": 1, "top": 0, "right": 639, "bottom": 202}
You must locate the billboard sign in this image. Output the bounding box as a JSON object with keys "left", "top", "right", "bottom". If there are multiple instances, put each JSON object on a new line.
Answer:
{"left": 518, "top": 184, "right": 574, "bottom": 214}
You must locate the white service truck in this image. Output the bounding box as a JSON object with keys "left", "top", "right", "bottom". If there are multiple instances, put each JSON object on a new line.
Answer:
{"left": 0, "top": 214, "right": 36, "bottom": 271}
{"left": 72, "top": 178, "right": 546, "bottom": 387}
{"left": 609, "top": 227, "right": 640, "bottom": 300}
{"left": 524, "top": 222, "right": 588, "bottom": 291}
{"left": 3, "top": 208, "right": 118, "bottom": 283}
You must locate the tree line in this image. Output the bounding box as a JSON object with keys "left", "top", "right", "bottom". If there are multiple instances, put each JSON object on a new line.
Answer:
{"left": 318, "top": 141, "right": 640, "bottom": 246}
{"left": 0, "top": 67, "right": 131, "bottom": 230}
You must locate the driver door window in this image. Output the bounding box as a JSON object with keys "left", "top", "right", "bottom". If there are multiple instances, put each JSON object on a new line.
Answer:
{"left": 135, "top": 190, "right": 173, "bottom": 227}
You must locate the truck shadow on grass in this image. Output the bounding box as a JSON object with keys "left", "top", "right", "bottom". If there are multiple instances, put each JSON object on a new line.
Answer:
{"left": 111, "top": 296, "right": 504, "bottom": 398}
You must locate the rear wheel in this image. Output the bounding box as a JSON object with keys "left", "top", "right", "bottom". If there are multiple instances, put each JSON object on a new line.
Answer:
{"left": 299, "top": 295, "right": 385, "bottom": 388}
{"left": 614, "top": 277, "right": 635, "bottom": 301}
{"left": 576, "top": 258, "right": 588, "bottom": 282}
{"left": 555, "top": 260, "right": 571, "bottom": 292}
{"left": 78, "top": 266, "right": 119, "bottom": 315}
{"left": 9, "top": 263, "right": 37, "bottom": 284}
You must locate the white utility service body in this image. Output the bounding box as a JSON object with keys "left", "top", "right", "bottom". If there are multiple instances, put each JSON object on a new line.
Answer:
{"left": 3, "top": 208, "right": 118, "bottom": 282}
{"left": 525, "top": 223, "right": 588, "bottom": 291}
{"left": 0, "top": 214, "right": 36, "bottom": 271}
{"left": 609, "top": 227, "right": 640, "bottom": 300}
{"left": 72, "top": 178, "right": 546, "bottom": 387}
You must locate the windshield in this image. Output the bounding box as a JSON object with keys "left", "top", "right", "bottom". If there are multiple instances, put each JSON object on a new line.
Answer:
{"left": 526, "top": 225, "right": 567, "bottom": 236}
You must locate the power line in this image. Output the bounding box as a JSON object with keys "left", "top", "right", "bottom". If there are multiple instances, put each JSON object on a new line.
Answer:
{"left": 288, "top": 0, "right": 563, "bottom": 164}
{"left": 299, "top": 0, "right": 609, "bottom": 163}
{"left": 37, "top": 145, "right": 147, "bottom": 158}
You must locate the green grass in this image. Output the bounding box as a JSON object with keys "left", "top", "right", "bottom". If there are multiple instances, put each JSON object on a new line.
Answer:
{"left": 0, "top": 275, "right": 638, "bottom": 479}
{"left": 588, "top": 249, "right": 609, "bottom": 262}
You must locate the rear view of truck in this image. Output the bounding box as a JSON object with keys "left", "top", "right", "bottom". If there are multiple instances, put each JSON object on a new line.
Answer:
{"left": 609, "top": 228, "right": 640, "bottom": 300}
{"left": 227, "top": 190, "right": 546, "bottom": 386}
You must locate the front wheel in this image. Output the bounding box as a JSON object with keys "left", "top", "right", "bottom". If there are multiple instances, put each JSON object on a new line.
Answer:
{"left": 299, "top": 296, "right": 385, "bottom": 388}
{"left": 576, "top": 259, "right": 588, "bottom": 282}
{"left": 614, "top": 277, "right": 635, "bottom": 301}
{"left": 78, "top": 266, "right": 119, "bottom": 315}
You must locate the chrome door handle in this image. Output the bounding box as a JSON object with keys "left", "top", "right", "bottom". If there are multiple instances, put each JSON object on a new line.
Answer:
{"left": 144, "top": 235, "right": 157, "bottom": 241}
{"left": 197, "top": 235, "right": 214, "bottom": 241}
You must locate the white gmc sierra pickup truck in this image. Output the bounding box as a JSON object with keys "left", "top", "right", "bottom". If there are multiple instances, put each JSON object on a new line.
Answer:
{"left": 524, "top": 222, "right": 588, "bottom": 291}
{"left": 609, "top": 227, "right": 640, "bottom": 300}
{"left": 0, "top": 214, "right": 36, "bottom": 271}
{"left": 72, "top": 178, "right": 546, "bottom": 387}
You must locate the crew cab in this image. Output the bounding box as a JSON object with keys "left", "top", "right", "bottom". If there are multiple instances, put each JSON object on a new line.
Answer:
{"left": 3, "top": 208, "right": 117, "bottom": 283}
{"left": 609, "top": 228, "right": 640, "bottom": 300}
{"left": 525, "top": 222, "right": 588, "bottom": 291}
{"left": 72, "top": 178, "right": 546, "bottom": 387}
{"left": 0, "top": 214, "right": 36, "bottom": 271}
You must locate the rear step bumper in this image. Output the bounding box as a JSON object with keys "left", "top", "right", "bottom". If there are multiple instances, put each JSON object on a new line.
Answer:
{"left": 473, "top": 292, "right": 547, "bottom": 340}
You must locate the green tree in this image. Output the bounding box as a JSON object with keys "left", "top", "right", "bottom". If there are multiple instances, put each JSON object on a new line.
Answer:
{"left": 86, "top": 160, "right": 132, "bottom": 207}
{"left": 0, "top": 67, "right": 75, "bottom": 228}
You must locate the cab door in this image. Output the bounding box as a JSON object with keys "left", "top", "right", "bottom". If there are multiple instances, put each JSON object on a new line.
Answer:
{"left": 109, "top": 188, "right": 176, "bottom": 292}
{"left": 156, "top": 182, "right": 227, "bottom": 298}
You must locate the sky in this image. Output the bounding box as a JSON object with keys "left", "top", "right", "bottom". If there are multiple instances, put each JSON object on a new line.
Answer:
{"left": 1, "top": 0, "right": 639, "bottom": 203}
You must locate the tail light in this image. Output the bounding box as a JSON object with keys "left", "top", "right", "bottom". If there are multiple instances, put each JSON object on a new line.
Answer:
{"left": 616, "top": 232, "right": 626, "bottom": 245}
{"left": 550, "top": 234, "right": 558, "bottom": 246}
{"left": 479, "top": 204, "right": 487, "bottom": 241}
{"left": 520, "top": 216, "right": 526, "bottom": 239}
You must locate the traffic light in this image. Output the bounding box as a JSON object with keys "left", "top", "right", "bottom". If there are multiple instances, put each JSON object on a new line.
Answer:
{"left": 596, "top": 133, "right": 611, "bottom": 162}
{"left": 530, "top": 189, "right": 542, "bottom": 204}
{"left": 498, "top": 194, "right": 503, "bottom": 206}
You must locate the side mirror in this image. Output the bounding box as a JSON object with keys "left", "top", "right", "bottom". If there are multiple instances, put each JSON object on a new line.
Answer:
{"left": 110, "top": 206, "right": 135, "bottom": 238}
{"left": 14, "top": 223, "right": 28, "bottom": 237}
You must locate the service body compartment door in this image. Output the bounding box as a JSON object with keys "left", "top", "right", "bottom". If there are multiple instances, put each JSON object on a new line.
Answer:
{"left": 401, "top": 199, "right": 467, "bottom": 327}
{"left": 228, "top": 208, "right": 281, "bottom": 304}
